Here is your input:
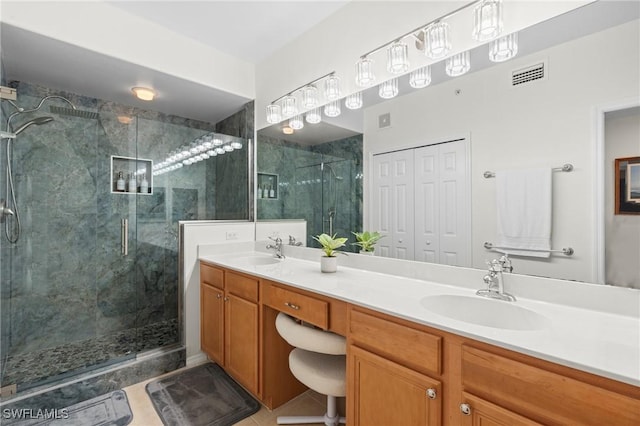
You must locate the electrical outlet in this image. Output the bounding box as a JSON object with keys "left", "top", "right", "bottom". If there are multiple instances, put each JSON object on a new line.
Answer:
{"left": 226, "top": 231, "right": 238, "bottom": 240}
{"left": 378, "top": 112, "right": 391, "bottom": 128}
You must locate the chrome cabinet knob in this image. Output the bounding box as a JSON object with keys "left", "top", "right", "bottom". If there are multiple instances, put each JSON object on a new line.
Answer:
{"left": 460, "top": 403, "right": 471, "bottom": 416}
{"left": 426, "top": 388, "right": 437, "bottom": 399}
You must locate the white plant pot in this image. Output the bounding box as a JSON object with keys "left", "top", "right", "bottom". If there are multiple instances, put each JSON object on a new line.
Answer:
{"left": 359, "top": 250, "right": 374, "bottom": 256}
{"left": 320, "top": 256, "right": 338, "bottom": 273}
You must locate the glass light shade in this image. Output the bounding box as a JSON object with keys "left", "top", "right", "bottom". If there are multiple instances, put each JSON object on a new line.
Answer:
{"left": 266, "top": 104, "right": 282, "bottom": 124}
{"left": 473, "top": 0, "right": 503, "bottom": 42}
{"left": 387, "top": 41, "right": 409, "bottom": 74}
{"left": 281, "top": 95, "right": 297, "bottom": 117}
{"left": 489, "top": 32, "right": 518, "bottom": 62}
{"left": 207, "top": 150, "right": 216, "bottom": 156}
{"left": 379, "top": 78, "right": 399, "bottom": 99}
{"left": 324, "top": 100, "right": 341, "bottom": 117}
{"left": 215, "top": 147, "right": 226, "bottom": 154}
{"left": 213, "top": 137, "right": 223, "bottom": 146}
{"left": 305, "top": 108, "right": 322, "bottom": 124}
{"left": 344, "top": 92, "right": 363, "bottom": 110}
{"left": 301, "top": 85, "right": 319, "bottom": 109}
{"left": 289, "top": 115, "right": 304, "bottom": 130}
{"left": 409, "top": 66, "right": 432, "bottom": 89}
{"left": 424, "top": 22, "right": 451, "bottom": 59}
{"left": 355, "top": 57, "right": 375, "bottom": 87}
{"left": 201, "top": 153, "right": 210, "bottom": 159}
{"left": 324, "top": 75, "right": 341, "bottom": 100}
{"left": 224, "top": 145, "right": 234, "bottom": 152}
{"left": 231, "top": 141, "right": 243, "bottom": 150}
{"left": 446, "top": 51, "right": 471, "bottom": 77}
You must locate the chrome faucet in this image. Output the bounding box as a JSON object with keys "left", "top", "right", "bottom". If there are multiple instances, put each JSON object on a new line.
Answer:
{"left": 266, "top": 236, "right": 285, "bottom": 259}
{"left": 288, "top": 235, "right": 303, "bottom": 246}
{"left": 477, "top": 255, "right": 516, "bottom": 302}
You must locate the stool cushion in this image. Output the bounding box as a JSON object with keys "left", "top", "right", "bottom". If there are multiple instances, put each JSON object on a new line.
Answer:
{"left": 289, "top": 348, "right": 346, "bottom": 397}
{"left": 276, "top": 312, "right": 346, "bottom": 355}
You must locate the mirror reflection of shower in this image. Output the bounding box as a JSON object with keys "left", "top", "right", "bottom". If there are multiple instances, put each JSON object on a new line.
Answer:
{"left": 1, "top": 93, "right": 77, "bottom": 243}
{"left": 322, "top": 162, "right": 343, "bottom": 236}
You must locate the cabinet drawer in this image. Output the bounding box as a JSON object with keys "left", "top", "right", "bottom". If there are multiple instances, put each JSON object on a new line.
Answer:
{"left": 349, "top": 308, "right": 442, "bottom": 376}
{"left": 226, "top": 271, "right": 259, "bottom": 303}
{"left": 462, "top": 345, "right": 640, "bottom": 425}
{"left": 263, "top": 283, "right": 328, "bottom": 329}
{"left": 200, "top": 263, "right": 224, "bottom": 289}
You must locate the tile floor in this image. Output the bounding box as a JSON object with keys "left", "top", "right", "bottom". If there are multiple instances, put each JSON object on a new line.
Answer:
{"left": 123, "top": 364, "right": 331, "bottom": 426}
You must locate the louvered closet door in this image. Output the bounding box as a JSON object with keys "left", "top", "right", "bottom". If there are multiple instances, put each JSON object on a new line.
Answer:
{"left": 372, "top": 150, "right": 415, "bottom": 260}
{"left": 414, "top": 140, "right": 469, "bottom": 267}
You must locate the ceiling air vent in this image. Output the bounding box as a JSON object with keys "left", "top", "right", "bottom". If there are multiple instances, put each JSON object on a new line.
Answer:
{"left": 511, "top": 62, "right": 545, "bottom": 87}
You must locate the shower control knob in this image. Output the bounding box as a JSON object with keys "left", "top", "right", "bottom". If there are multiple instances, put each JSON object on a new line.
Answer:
{"left": 426, "top": 240, "right": 431, "bottom": 245}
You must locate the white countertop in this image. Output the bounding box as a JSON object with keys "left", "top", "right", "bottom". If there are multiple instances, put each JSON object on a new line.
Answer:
{"left": 199, "top": 246, "right": 640, "bottom": 387}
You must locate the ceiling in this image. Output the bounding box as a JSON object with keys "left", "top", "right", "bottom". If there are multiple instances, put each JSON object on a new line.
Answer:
{"left": 0, "top": 1, "right": 350, "bottom": 124}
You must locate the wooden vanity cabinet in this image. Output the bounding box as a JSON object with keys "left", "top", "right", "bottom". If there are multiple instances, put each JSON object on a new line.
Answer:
{"left": 200, "top": 262, "right": 260, "bottom": 396}
{"left": 346, "top": 305, "right": 640, "bottom": 426}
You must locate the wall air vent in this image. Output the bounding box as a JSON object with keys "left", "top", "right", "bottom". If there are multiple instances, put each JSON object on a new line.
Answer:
{"left": 511, "top": 62, "right": 546, "bottom": 87}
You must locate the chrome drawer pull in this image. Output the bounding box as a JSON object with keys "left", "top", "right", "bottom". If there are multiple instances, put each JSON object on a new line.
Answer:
{"left": 284, "top": 302, "right": 300, "bottom": 310}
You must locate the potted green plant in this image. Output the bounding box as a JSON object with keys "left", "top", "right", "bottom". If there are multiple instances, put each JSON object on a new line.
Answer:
{"left": 351, "top": 231, "right": 383, "bottom": 255}
{"left": 312, "top": 233, "right": 348, "bottom": 273}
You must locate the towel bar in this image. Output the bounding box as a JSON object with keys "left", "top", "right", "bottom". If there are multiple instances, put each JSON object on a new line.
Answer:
{"left": 483, "top": 242, "right": 574, "bottom": 256}
{"left": 483, "top": 163, "right": 573, "bottom": 178}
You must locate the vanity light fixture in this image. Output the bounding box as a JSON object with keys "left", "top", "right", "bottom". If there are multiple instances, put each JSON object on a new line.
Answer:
{"left": 379, "top": 78, "right": 399, "bottom": 99}
{"left": 231, "top": 141, "right": 243, "bottom": 150}
{"left": 131, "top": 87, "right": 155, "bottom": 101}
{"left": 424, "top": 22, "right": 451, "bottom": 59}
{"left": 281, "top": 95, "right": 298, "bottom": 118}
{"left": 409, "top": 66, "right": 432, "bottom": 89}
{"left": 324, "top": 100, "right": 341, "bottom": 117}
{"left": 344, "top": 92, "right": 363, "bottom": 110}
{"left": 472, "top": 0, "right": 503, "bottom": 42}
{"left": 289, "top": 115, "right": 304, "bottom": 130}
{"left": 306, "top": 108, "right": 322, "bottom": 124}
{"left": 266, "top": 104, "right": 282, "bottom": 124}
{"left": 301, "top": 85, "right": 319, "bottom": 109}
{"left": 387, "top": 41, "right": 409, "bottom": 74}
{"left": 355, "top": 57, "right": 376, "bottom": 87}
{"left": 446, "top": 51, "right": 471, "bottom": 77}
{"left": 324, "top": 75, "right": 341, "bottom": 100}
{"left": 489, "top": 32, "right": 518, "bottom": 62}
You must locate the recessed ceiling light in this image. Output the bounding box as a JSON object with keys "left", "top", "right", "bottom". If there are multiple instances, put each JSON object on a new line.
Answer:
{"left": 131, "top": 87, "right": 155, "bottom": 101}
{"left": 282, "top": 125, "right": 294, "bottom": 135}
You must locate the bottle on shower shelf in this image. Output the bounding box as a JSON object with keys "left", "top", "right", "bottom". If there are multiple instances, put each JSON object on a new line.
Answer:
{"left": 128, "top": 173, "right": 137, "bottom": 193}
{"left": 140, "top": 173, "right": 149, "bottom": 194}
{"left": 116, "top": 171, "right": 125, "bottom": 192}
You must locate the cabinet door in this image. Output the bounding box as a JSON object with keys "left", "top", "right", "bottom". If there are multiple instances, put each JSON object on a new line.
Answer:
{"left": 348, "top": 345, "right": 441, "bottom": 426}
{"left": 201, "top": 283, "right": 224, "bottom": 364}
{"left": 225, "top": 293, "right": 259, "bottom": 395}
{"left": 460, "top": 392, "right": 542, "bottom": 426}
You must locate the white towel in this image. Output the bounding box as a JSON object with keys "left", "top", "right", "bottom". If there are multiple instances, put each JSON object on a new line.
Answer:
{"left": 495, "top": 168, "right": 552, "bottom": 258}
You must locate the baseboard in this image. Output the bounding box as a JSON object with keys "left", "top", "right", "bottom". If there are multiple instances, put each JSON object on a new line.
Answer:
{"left": 187, "top": 352, "right": 209, "bottom": 367}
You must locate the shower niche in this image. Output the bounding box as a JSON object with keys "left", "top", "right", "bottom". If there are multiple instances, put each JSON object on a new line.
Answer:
{"left": 257, "top": 172, "right": 278, "bottom": 200}
{"left": 111, "top": 155, "right": 153, "bottom": 194}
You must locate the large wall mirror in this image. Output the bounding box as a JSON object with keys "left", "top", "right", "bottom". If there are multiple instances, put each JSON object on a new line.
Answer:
{"left": 257, "top": 1, "right": 640, "bottom": 287}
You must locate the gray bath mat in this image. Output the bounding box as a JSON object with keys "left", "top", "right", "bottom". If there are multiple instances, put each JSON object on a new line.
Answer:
{"left": 11, "top": 390, "right": 132, "bottom": 425}
{"left": 146, "top": 363, "right": 260, "bottom": 426}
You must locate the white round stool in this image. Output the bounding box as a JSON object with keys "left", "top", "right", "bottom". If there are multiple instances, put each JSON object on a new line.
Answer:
{"left": 275, "top": 312, "right": 347, "bottom": 426}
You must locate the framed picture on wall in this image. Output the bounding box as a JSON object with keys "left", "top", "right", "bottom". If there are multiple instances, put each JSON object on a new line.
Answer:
{"left": 615, "top": 156, "right": 640, "bottom": 215}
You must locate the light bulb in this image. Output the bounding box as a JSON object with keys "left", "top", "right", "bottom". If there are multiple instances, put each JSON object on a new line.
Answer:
{"left": 345, "top": 92, "right": 363, "bottom": 110}
{"left": 446, "top": 51, "right": 471, "bottom": 77}
{"left": 355, "top": 57, "right": 375, "bottom": 87}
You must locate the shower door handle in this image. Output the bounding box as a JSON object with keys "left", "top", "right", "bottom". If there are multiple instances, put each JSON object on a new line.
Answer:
{"left": 121, "top": 219, "right": 128, "bottom": 256}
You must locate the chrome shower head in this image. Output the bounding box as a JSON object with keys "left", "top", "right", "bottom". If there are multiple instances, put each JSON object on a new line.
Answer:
{"left": 13, "top": 116, "right": 54, "bottom": 135}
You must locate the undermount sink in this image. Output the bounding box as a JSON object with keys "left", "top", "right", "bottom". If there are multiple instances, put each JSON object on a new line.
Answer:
{"left": 420, "top": 294, "right": 549, "bottom": 331}
{"left": 237, "top": 255, "right": 282, "bottom": 266}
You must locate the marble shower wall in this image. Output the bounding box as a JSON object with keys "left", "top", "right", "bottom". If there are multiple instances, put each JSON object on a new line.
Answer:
{"left": 257, "top": 134, "right": 363, "bottom": 249}
{"left": 0, "top": 81, "right": 252, "bottom": 374}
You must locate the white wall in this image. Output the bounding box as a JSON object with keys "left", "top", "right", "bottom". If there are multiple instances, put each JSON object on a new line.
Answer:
{"left": 605, "top": 109, "right": 640, "bottom": 288}
{"left": 0, "top": 1, "right": 255, "bottom": 98}
{"left": 181, "top": 221, "right": 255, "bottom": 364}
{"left": 363, "top": 20, "right": 640, "bottom": 282}
{"left": 255, "top": 1, "right": 589, "bottom": 129}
